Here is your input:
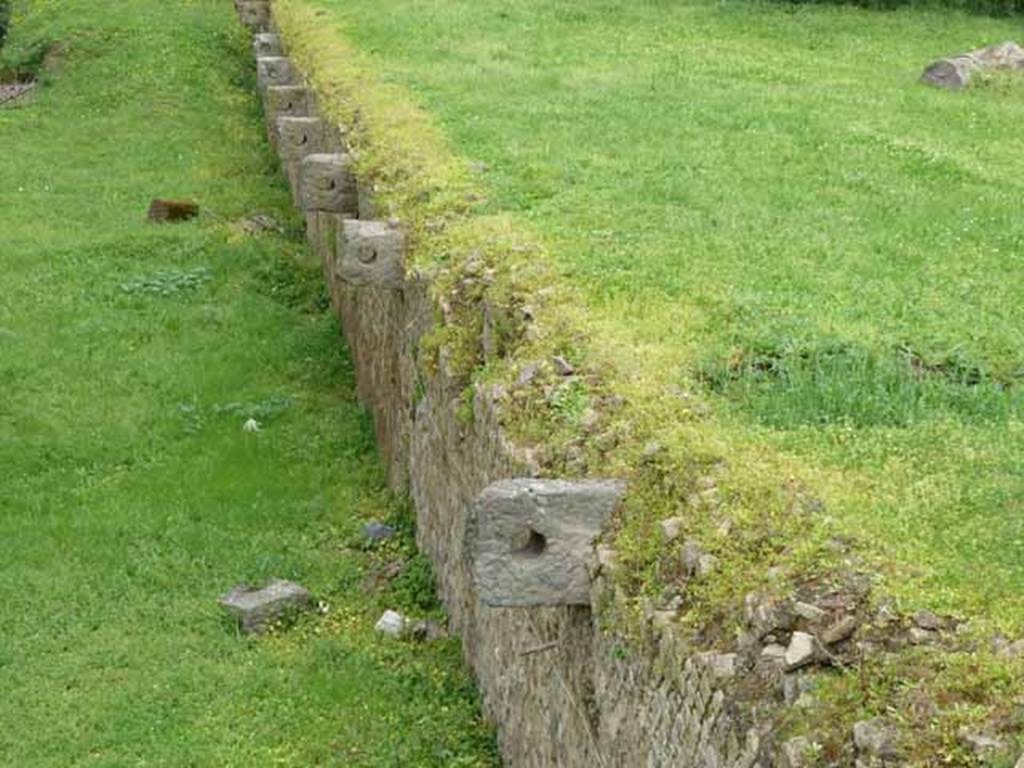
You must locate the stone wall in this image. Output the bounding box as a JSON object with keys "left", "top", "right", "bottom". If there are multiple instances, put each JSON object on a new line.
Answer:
{"left": 235, "top": 3, "right": 767, "bottom": 765}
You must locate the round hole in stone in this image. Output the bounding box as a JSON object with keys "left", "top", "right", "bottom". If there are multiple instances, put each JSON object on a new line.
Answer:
{"left": 357, "top": 247, "right": 378, "bottom": 265}
{"left": 514, "top": 529, "right": 547, "bottom": 559}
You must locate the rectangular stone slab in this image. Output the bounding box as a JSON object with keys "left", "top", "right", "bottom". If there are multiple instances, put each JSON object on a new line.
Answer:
{"left": 219, "top": 579, "right": 311, "bottom": 634}
{"left": 237, "top": 1, "right": 271, "bottom": 31}
{"left": 471, "top": 478, "right": 626, "bottom": 607}
{"left": 253, "top": 33, "right": 283, "bottom": 58}
{"left": 299, "top": 153, "right": 358, "bottom": 214}
{"left": 275, "top": 116, "right": 325, "bottom": 162}
{"left": 257, "top": 56, "right": 294, "bottom": 90}
{"left": 265, "top": 85, "right": 312, "bottom": 120}
{"left": 336, "top": 219, "right": 406, "bottom": 288}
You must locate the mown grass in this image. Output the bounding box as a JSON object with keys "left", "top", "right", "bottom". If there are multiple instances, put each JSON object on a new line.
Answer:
{"left": 283, "top": 0, "right": 1024, "bottom": 630}
{"left": 0, "top": 1, "right": 496, "bottom": 765}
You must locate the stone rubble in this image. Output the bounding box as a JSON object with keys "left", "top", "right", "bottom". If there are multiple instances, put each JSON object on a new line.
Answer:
{"left": 374, "top": 609, "right": 407, "bottom": 639}
{"left": 219, "top": 579, "right": 312, "bottom": 634}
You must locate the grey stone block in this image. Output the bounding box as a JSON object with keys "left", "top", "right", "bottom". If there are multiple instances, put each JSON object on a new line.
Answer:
{"left": 219, "top": 579, "right": 311, "bottom": 634}
{"left": 265, "top": 85, "right": 312, "bottom": 120}
{"left": 253, "top": 33, "right": 283, "bottom": 58}
{"left": 336, "top": 219, "right": 406, "bottom": 288}
{"left": 299, "top": 153, "right": 358, "bottom": 214}
{"left": 275, "top": 116, "right": 325, "bottom": 163}
{"left": 257, "top": 56, "right": 294, "bottom": 90}
{"left": 471, "top": 478, "right": 626, "bottom": 606}
{"left": 237, "top": 1, "right": 271, "bottom": 31}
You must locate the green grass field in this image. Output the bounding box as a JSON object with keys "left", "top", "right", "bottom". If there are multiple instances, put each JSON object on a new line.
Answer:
{"left": 283, "top": 0, "right": 1024, "bottom": 628}
{"left": 0, "top": 1, "right": 496, "bottom": 765}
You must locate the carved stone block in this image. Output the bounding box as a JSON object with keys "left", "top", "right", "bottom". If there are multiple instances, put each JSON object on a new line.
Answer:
{"left": 275, "top": 116, "right": 325, "bottom": 162}
{"left": 336, "top": 219, "right": 405, "bottom": 288}
{"left": 299, "top": 153, "right": 358, "bottom": 214}
{"left": 256, "top": 56, "right": 294, "bottom": 90}
{"left": 471, "top": 478, "right": 626, "bottom": 607}
{"left": 265, "top": 85, "right": 311, "bottom": 120}
{"left": 237, "top": 1, "right": 271, "bottom": 31}
{"left": 253, "top": 33, "right": 282, "bottom": 58}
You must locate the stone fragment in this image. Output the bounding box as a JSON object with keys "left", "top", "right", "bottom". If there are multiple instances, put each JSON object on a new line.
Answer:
{"left": 1015, "top": 752, "right": 1024, "bottom": 768}
{"left": 745, "top": 593, "right": 795, "bottom": 638}
{"left": 552, "top": 355, "right": 575, "bottom": 376}
{"left": 257, "top": 56, "right": 294, "bottom": 90}
{"left": 908, "top": 626, "right": 938, "bottom": 645}
{"left": 595, "top": 545, "right": 617, "bottom": 574}
{"left": 146, "top": 198, "right": 199, "bottom": 223}
{"left": 219, "top": 579, "right": 311, "bottom": 634}
{"left": 680, "top": 539, "right": 704, "bottom": 577}
{"left": 697, "top": 553, "right": 719, "bottom": 578}
{"left": 471, "top": 478, "right": 626, "bottom": 606}
{"left": 761, "top": 643, "right": 787, "bottom": 667}
{"left": 999, "top": 639, "right": 1024, "bottom": 659}
{"left": 822, "top": 615, "right": 859, "bottom": 646}
{"left": 921, "top": 41, "right": 1024, "bottom": 90}
{"left": 275, "top": 116, "right": 324, "bottom": 163}
{"left": 516, "top": 363, "right": 539, "bottom": 388}
{"left": 265, "top": 85, "right": 312, "bottom": 121}
{"left": 252, "top": 33, "right": 282, "bottom": 58}
{"left": 784, "top": 632, "right": 818, "bottom": 671}
{"left": 698, "top": 652, "right": 738, "bottom": 680}
{"left": 237, "top": 0, "right": 271, "bottom": 30}
{"left": 912, "top": 609, "right": 942, "bottom": 631}
{"left": 409, "top": 619, "right": 448, "bottom": 642}
{"left": 783, "top": 674, "right": 814, "bottom": 705}
{"left": 374, "top": 609, "right": 406, "bottom": 639}
{"left": 779, "top": 737, "right": 814, "bottom": 768}
{"left": 957, "top": 729, "right": 1006, "bottom": 756}
{"left": 364, "top": 521, "right": 396, "bottom": 543}
{"left": 336, "top": 219, "right": 406, "bottom": 289}
{"left": 853, "top": 718, "right": 900, "bottom": 760}
{"left": 793, "top": 601, "right": 827, "bottom": 622}
{"left": 659, "top": 516, "right": 684, "bottom": 541}
{"left": 298, "top": 153, "right": 357, "bottom": 214}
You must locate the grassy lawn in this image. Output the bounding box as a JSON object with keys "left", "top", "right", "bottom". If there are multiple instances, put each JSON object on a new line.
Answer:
{"left": 280, "top": 0, "right": 1024, "bottom": 628}
{"left": 0, "top": 1, "right": 496, "bottom": 765}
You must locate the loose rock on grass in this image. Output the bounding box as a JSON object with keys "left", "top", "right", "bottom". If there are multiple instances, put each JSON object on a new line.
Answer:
{"left": 219, "top": 579, "right": 311, "bottom": 635}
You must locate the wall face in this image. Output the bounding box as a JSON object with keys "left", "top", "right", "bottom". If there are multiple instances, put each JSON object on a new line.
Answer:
{"left": 246, "top": 9, "right": 765, "bottom": 766}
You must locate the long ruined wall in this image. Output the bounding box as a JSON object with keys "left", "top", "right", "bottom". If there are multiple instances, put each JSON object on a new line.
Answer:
{"left": 235, "top": 3, "right": 768, "bottom": 766}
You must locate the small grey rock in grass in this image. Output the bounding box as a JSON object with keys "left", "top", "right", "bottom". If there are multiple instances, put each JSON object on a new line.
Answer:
{"left": 364, "top": 521, "right": 396, "bottom": 543}
{"left": 219, "top": 579, "right": 311, "bottom": 635}
{"left": 794, "top": 601, "right": 827, "bottom": 622}
{"left": 957, "top": 729, "right": 1006, "bottom": 756}
{"left": 908, "top": 626, "right": 938, "bottom": 645}
{"left": 552, "top": 355, "right": 575, "bottom": 376}
{"left": 784, "top": 632, "right": 818, "bottom": 671}
{"left": 853, "top": 718, "right": 900, "bottom": 760}
{"left": 681, "top": 539, "right": 705, "bottom": 577}
{"left": 374, "top": 610, "right": 407, "bottom": 639}
{"left": 761, "top": 643, "right": 787, "bottom": 667}
{"left": 822, "top": 615, "right": 859, "bottom": 646}
{"left": 659, "top": 517, "right": 684, "bottom": 541}
{"left": 409, "top": 619, "right": 448, "bottom": 643}
{"left": 912, "top": 609, "right": 942, "bottom": 631}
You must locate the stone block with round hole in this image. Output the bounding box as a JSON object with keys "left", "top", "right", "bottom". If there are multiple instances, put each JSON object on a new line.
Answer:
{"left": 237, "top": 1, "right": 271, "bottom": 31}
{"left": 275, "top": 116, "right": 325, "bottom": 163}
{"left": 256, "top": 57, "right": 294, "bottom": 90}
{"left": 299, "top": 154, "right": 358, "bottom": 215}
{"left": 336, "top": 220, "right": 405, "bottom": 288}
{"left": 265, "top": 85, "right": 312, "bottom": 121}
{"left": 471, "top": 478, "right": 626, "bottom": 607}
{"left": 253, "top": 33, "right": 283, "bottom": 58}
